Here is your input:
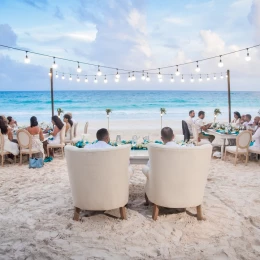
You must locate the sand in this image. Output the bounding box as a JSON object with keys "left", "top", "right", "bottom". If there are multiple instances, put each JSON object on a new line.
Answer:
{"left": 0, "top": 153, "right": 260, "bottom": 259}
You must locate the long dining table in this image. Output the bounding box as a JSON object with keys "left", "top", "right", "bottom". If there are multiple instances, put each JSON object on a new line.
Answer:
{"left": 206, "top": 129, "right": 237, "bottom": 160}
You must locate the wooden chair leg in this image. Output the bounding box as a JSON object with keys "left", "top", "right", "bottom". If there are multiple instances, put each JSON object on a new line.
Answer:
{"left": 1, "top": 155, "right": 3, "bottom": 167}
{"left": 234, "top": 153, "right": 238, "bottom": 166}
{"left": 119, "top": 206, "right": 127, "bottom": 220}
{"left": 152, "top": 204, "right": 159, "bottom": 221}
{"left": 19, "top": 153, "right": 22, "bottom": 165}
{"left": 14, "top": 155, "right": 16, "bottom": 164}
{"left": 245, "top": 153, "right": 248, "bottom": 166}
{"left": 144, "top": 193, "right": 149, "bottom": 206}
{"left": 61, "top": 147, "right": 64, "bottom": 158}
{"left": 73, "top": 207, "right": 81, "bottom": 221}
{"left": 196, "top": 205, "right": 206, "bottom": 221}
{"left": 47, "top": 147, "right": 49, "bottom": 157}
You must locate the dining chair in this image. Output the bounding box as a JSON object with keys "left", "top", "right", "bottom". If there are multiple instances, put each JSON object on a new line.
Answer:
{"left": 17, "top": 129, "right": 40, "bottom": 165}
{"left": 191, "top": 124, "right": 211, "bottom": 146}
{"left": 47, "top": 125, "right": 66, "bottom": 158}
{"left": 0, "top": 132, "right": 16, "bottom": 166}
{"left": 224, "top": 131, "right": 252, "bottom": 165}
{"left": 65, "top": 124, "right": 75, "bottom": 144}
{"left": 84, "top": 122, "right": 89, "bottom": 134}
{"left": 73, "top": 122, "right": 78, "bottom": 138}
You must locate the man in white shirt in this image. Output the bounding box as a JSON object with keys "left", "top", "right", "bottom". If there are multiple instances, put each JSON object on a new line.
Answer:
{"left": 185, "top": 110, "right": 195, "bottom": 136}
{"left": 243, "top": 114, "right": 253, "bottom": 129}
{"left": 252, "top": 120, "right": 260, "bottom": 148}
{"left": 84, "top": 128, "right": 112, "bottom": 149}
{"left": 194, "top": 111, "right": 214, "bottom": 142}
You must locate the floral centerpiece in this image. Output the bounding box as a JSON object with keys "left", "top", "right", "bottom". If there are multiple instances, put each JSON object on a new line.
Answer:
{"left": 214, "top": 108, "right": 221, "bottom": 123}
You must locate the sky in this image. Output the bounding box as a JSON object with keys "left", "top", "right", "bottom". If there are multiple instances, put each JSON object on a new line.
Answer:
{"left": 0, "top": 0, "right": 259, "bottom": 91}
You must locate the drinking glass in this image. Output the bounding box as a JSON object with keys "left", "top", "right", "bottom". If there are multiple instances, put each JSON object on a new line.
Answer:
{"left": 116, "top": 135, "right": 121, "bottom": 146}
{"left": 143, "top": 136, "right": 149, "bottom": 143}
{"left": 132, "top": 135, "right": 137, "bottom": 147}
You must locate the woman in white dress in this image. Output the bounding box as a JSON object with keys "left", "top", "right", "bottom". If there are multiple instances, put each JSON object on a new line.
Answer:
{"left": 0, "top": 117, "right": 19, "bottom": 156}
{"left": 232, "top": 111, "right": 241, "bottom": 125}
{"left": 43, "top": 115, "right": 64, "bottom": 156}
{"left": 26, "top": 116, "right": 45, "bottom": 158}
{"left": 63, "top": 114, "right": 73, "bottom": 141}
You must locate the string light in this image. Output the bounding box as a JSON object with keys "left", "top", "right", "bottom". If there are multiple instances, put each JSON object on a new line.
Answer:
{"left": 214, "top": 74, "right": 217, "bottom": 80}
{"left": 24, "top": 51, "right": 30, "bottom": 63}
{"left": 245, "top": 48, "right": 251, "bottom": 61}
{"left": 52, "top": 57, "right": 57, "bottom": 69}
{"left": 116, "top": 69, "right": 120, "bottom": 79}
{"left": 85, "top": 77, "right": 88, "bottom": 83}
{"left": 69, "top": 74, "right": 72, "bottom": 81}
{"left": 97, "top": 65, "right": 102, "bottom": 76}
{"left": 175, "top": 65, "right": 180, "bottom": 76}
{"left": 77, "top": 62, "right": 82, "bottom": 73}
{"left": 131, "top": 72, "right": 136, "bottom": 81}
{"left": 94, "top": 77, "right": 98, "bottom": 83}
{"left": 159, "top": 77, "right": 163, "bottom": 82}
{"left": 55, "top": 72, "right": 59, "bottom": 78}
{"left": 141, "top": 71, "right": 145, "bottom": 80}
{"left": 195, "top": 61, "right": 200, "bottom": 72}
{"left": 181, "top": 75, "right": 184, "bottom": 83}
{"left": 128, "top": 72, "right": 132, "bottom": 82}
{"left": 220, "top": 73, "right": 224, "bottom": 79}
{"left": 226, "top": 73, "right": 228, "bottom": 78}
{"left": 48, "top": 72, "right": 52, "bottom": 76}
{"left": 62, "top": 74, "right": 65, "bottom": 80}
{"left": 190, "top": 75, "right": 194, "bottom": 82}
{"left": 207, "top": 74, "right": 210, "bottom": 81}
{"left": 77, "top": 75, "right": 80, "bottom": 82}
{"left": 158, "top": 68, "right": 162, "bottom": 79}
{"left": 218, "top": 55, "right": 223, "bottom": 67}
{"left": 199, "top": 75, "right": 203, "bottom": 82}
{"left": 170, "top": 75, "right": 175, "bottom": 82}
{"left": 146, "top": 73, "right": 150, "bottom": 82}
{"left": 104, "top": 76, "right": 108, "bottom": 83}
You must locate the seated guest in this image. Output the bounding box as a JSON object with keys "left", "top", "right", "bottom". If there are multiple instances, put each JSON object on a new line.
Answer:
{"left": 63, "top": 114, "right": 73, "bottom": 141}
{"left": 194, "top": 111, "right": 214, "bottom": 142}
{"left": 84, "top": 128, "right": 111, "bottom": 149}
{"left": 243, "top": 114, "right": 253, "bottom": 129}
{"left": 240, "top": 115, "right": 246, "bottom": 125}
{"left": 26, "top": 116, "right": 45, "bottom": 158}
{"left": 7, "top": 116, "right": 17, "bottom": 129}
{"left": 185, "top": 110, "right": 195, "bottom": 136}
{"left": 0, "top": 118, "right": 19, "bottom": 157}
{"left": 252, "top": 116, "right": 260, "bottom": 131}
{"left": 67, "top": 112, "right": 76, "bottom": 124}
{"left": 252, "top": 120, "right": 260, "bottom": 147}
{"left": 43, "top": 115, "right": 64, "bottom": 156}
{"left": 232, "top": 111, "right": 241, "bottom": 125}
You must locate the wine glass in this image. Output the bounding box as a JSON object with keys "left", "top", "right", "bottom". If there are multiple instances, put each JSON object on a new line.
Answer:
{"left": 143, "top": 135, "right": 149, "bottom": 143}
{"left": 116, "top": 135, "right": 121, "bottom": 146}
{"left": 132, "top": 135, "right": 137, "bottom": 148}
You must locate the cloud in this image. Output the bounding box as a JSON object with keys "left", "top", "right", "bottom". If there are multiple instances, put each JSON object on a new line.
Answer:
{"left": 164, "top": 17, "right": 189, "bottom": 26}
{"left": 54, "top": 6, "right": 64, "bottom": 20}
{"left": 22, "top": 0, "right": 48, "bottom": 10}
{"left": 0, "top": 24, "right": 17, "bottom": 47}
{"left": 248, "top": 0, "right": 260, "bottom": 41}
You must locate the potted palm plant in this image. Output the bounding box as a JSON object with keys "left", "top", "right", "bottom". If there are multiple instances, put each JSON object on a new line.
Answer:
{"left": 57, "top": 108, "right": 64, "bottom": 118}
{"left": 106, "top": 108, "right": 112, "bottom": 131}
{"left": 214, "top": 108, "right": 221, "bottom": 123}
{"left": 160, "top": 108, "right": 166, "bottom": 129}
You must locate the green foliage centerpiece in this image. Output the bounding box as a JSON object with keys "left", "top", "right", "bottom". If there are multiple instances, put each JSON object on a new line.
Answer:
{"left": 57, "top": 108, "right": 64, "bottom": 118}
{"left": 106, "top": 108, "right": 112, "bottom": 132}
{"left": 160, "top": 108, "right": 166, "bottom": 129}
{"left": 214, "top": 108, "right": 221, "bottom": 123}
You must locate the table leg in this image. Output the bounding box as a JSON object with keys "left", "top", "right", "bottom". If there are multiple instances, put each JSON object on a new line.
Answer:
{"left": 221, "top": 139, "right": 226, "bottom": 160}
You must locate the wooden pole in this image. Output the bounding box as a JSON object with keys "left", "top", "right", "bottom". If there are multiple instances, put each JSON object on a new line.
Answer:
{"left": 50, "top": 68, "right": 54, "bottom": 117}
{"left": 227, "top": 70, "right": 231, "bottom": 123}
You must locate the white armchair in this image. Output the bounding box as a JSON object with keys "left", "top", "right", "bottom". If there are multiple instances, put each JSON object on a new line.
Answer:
{"left": 143, "top": 143, "right": 212, "bottom": 221}
{"left": 65, "top": 144, "right": 131, "bottom": 221}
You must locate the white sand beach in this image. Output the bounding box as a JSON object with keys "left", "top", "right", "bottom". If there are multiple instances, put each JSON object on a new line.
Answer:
{"left": 0, "top": 153, "right": 260, "bottom": 259}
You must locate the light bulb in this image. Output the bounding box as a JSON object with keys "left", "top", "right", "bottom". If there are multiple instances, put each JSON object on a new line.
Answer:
{"left": 146, "top": 73, "right": 150, "bottom": 82}
{"left": 131, "top": 72, "right": 136, "bottom": 81}
{"left": 48, "top": 72, "right": 52, "bottom": 77}
{"left": 207, "top": 75, "right": 210, "bottom": 81}
{"left": 115, "top": 78, "right": 119, "bottom": 83}
{"left": 141, "top": 72, "right": 145, "bottom": 80}
{"left": 159, "top": 78, "right": 163, "bottom": 82}
{"left": 97, "top": 65, "right": 102, "bottom": 76}
{"left": 55, "top": 73, "right": 59, "bottom": 78}
{"left": 199, "top": 76, "right": 202, "bottom": 82}
{"left": 94, "top": 78, "right": 98, "bottom": 83}
{"left": 170, "top": 75, "right": 175, "bottom": 82}
{"left": 214, "top": 75, "right": 217, "bottom": 80}
{"left": 62, "top": 74, "right": 65, "bottom": 80}
{"left": 77, "top": 76, "right": 80, "bottom": 82}
{"left": 158, "top": 69, "right": 162, "bottom": 79}
{"left": 220, "top": 73, "right": 223, "bottom": 79}
{"left": 226, "top": 74, "right": 228, "bottom": 78}
{"left": 24, "top": 51, "right": 30, "bottom": 63}
{"left": 218, "top": 56, "right": 223, "bottom": 67}
{"left": 175, "top": 66, "right": 180, "bottom": 76}
{"left": 116, "top": 69, "right": 120, "bottom": 78}
{"left": 128, "top": 73, "right": 132, "bottom": 81}
{"left": 181, "top": 75, "right": 184, "bottom": 83}
{"left": 69, "top": 75, "right": 72, "bottom": 81}
{"left": 104, "top": 77, "right": 108, "bottom": 83}
{"left": 195, "top": 61, "right": 200, "bottom": 72}
{"left": 77, "top": 62, "right": 82, "bottom": 73}
{"left": 85, "top": 77, "right": 88, "bottom": 83}
{"left": 245, "top": 49, "right": 251, "bottom": 61}
{"left": 52, "top": 57, "right": 57, "bottom": 69}
{"left": 190, "top": 76, "right": 194, "bottom": 83}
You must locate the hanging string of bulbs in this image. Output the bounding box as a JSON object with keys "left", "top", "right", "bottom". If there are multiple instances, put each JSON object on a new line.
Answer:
{"left": 0, "top": 43, "right": 259, "bottom": 83}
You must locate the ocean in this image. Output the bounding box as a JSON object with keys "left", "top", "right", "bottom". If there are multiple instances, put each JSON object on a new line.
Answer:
{"left": 0, "top": 90, "right": 259, "bottom": 123}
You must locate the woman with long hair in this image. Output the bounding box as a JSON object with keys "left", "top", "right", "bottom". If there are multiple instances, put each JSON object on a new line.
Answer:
{"left": 26, "top": 116, "right": 45, "bottom": 158}
{"left": 0, "top": 118, "right": 19, "bottom": 157}
{"left": 63, "top": 113, "right": 73, "bottom": 141}
{"left": 232, "top": 111, "right": 241, "bottom": 125}
{"left": 43, "top": 115, "right": 64, "bottom": 156}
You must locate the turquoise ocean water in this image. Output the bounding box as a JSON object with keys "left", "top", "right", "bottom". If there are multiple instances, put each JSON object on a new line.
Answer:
{"left": 0, "top": 91, "right": 259, "bottom": 123}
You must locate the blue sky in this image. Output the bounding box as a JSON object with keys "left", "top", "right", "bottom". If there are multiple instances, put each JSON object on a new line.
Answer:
{"left": 0, "top": 0, "right": 259, "bottom": 91}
